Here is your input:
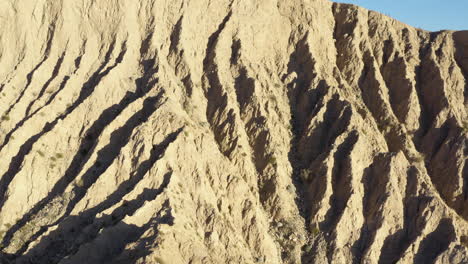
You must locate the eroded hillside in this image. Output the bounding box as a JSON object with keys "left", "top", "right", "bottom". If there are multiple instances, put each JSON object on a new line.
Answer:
{"left": 0, "top": 0, "right": 467, "bottom": 263}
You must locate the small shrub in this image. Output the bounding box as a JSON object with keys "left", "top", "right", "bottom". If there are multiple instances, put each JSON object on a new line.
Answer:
{"left": 153, "top": 257, "right": 167, "bottom": 264}
{"left": 462, "top": 121, "right": 468, "bottom": 133}
{"left": 37, "top": 150, "right": 45, "bottom": 157}
{"left": 409, "top": 152, "right": 425, "bottom": 163}
{"left": 299, "top": 170, "right": 307, "bottom": 181}
{"left": 1, "top": 115, "right": 10, "bottom": 121}
{"left": 75, "top": 179, "right": 84, "bottom": 188}
{"left": 267, "top": 156, "right": 277, "bottom": 165}
{"left": 303, "top": 243, "right": 313, "bottom": 253}
{"left": 311, "top": 226, "right": 320, "bottom": 237}
{"left": 55, "top": 153, "right": 64, "bottom": 159}
{"left": 183, "top": 101, "right": 192, "bottom": 113}
{"left": 50, "top": 156, "right": 57, "bottom": 162}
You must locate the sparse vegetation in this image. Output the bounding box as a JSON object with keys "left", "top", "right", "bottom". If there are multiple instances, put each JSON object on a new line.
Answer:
{"left": 299, "top": 170, "right": 311, "bottom": 182}
{"left": 1, "top": 115, "right": 10, "bottom": 121}
{"left": 267, "top": 156, "right": 277, "bottom": 165}
{"left": 303, "top": 243, "right": 313, "bottom": 253}
{"left": 37, "top": 150, "right": 45, "bottom": 157}
{"left": 409, "top": 152, "right": 425, "bottom": 163}
{"left": 183, "top": 101, "right": 192, "bottom": 113}
{"left": 55, "top": 153, "right": 64, "bottom": 159}
{"left": 311, "top": 225, "right": 320, "bottom": 237}
{"left": 75, "top": 178, "right": 84, "bottom": 187}
{"left": 153, "top": 257, "right": 167, "bottom": 264}
{"left": 462, "top": 121, "right": 468, "bottom": 133}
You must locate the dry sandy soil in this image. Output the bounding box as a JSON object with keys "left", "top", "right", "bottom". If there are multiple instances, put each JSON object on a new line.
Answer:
{"left": 0, "top": 0, "right": 467, "bottom": 263}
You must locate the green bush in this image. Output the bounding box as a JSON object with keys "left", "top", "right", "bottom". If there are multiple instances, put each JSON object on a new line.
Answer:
{"left": 75, "top": 179, "right": 84, "bottom": 187}
{"left": 311, "top": 226, "right": 321, "bottom": 238}
{"left": 267, "top": 156, "right": 277, "bottom": 165}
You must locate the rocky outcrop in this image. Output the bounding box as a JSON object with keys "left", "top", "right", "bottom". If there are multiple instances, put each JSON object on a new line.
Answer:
{"left": 0, "top": 0, "right": 466, "bottom": 263}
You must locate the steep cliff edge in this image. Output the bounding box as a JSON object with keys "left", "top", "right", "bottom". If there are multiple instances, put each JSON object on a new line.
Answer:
{"left": 0, "top": 0, "right": 466, "bottom": 263}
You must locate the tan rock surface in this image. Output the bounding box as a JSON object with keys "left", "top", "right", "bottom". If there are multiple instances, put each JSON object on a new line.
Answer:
{"left": 0, "top": 0, "right": 466, "bottom": 263}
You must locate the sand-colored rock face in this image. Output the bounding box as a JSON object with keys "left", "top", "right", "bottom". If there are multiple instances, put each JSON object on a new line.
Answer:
{"left": 0, "top": 0, "right": 466, "bottom": 263}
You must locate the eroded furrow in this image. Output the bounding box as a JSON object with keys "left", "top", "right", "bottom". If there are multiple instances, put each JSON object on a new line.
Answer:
{"left": 2, "top": 28, "right": 56, "bottom": 118}
{"left": 0, "top": 43, "right": 128, "bottom": 216}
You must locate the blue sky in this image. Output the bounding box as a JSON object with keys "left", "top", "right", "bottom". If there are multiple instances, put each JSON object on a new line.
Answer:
{"left": 334, "top": 0, "right": 468, "bottom": 31}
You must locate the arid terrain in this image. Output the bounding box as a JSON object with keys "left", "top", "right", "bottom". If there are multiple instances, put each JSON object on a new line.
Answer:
{"left": 0, "top": 0, "right": 467, "bottom": 263}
